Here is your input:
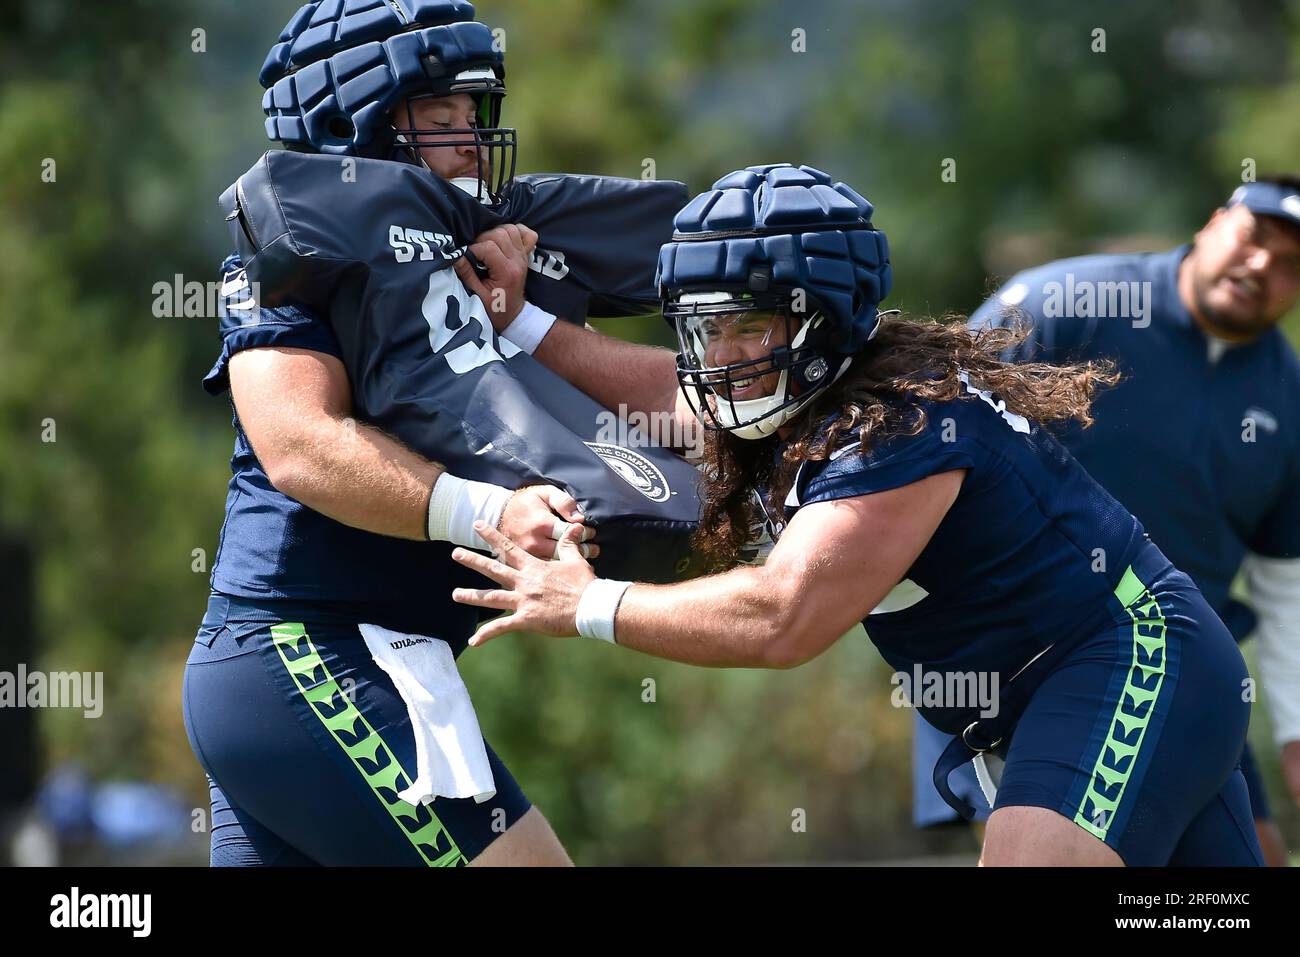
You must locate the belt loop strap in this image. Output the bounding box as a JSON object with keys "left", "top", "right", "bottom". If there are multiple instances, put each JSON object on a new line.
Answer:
{"left": 933, "top": 732, "right": 980, "bottom": 820}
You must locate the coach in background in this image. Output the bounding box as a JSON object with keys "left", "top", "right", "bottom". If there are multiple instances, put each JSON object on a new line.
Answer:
{"left": 914, "top": 176, "right": 1300, "bottom": 864}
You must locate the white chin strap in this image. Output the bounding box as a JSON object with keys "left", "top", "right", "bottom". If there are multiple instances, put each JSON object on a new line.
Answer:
{"left": 449, "top": 176, "right": 492, "bottom": 205}
{"left": 711, "top": 357, "right": 851, "bottom": 440}
{"left": 694, "top": 306, "right": 848, "bottom": 441}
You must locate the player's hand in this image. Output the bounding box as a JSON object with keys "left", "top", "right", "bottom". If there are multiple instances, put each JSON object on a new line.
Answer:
{"left": 452, "top": 223, "right": 538, "bottom": 331}
{"left": 497, "top": 484, "right": 598, "bottom": 562}
{"left": 452, "top": 521, "right": 596, "bottom": 645}
{"left": 1282, "top": 740, "right": 1300, "bottom": 807}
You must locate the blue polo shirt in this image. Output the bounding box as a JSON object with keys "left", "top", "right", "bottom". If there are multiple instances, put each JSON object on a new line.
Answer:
{"left": 201, "top": 254, "right": 481, "bottom": 642}
{"left": 969, "top": 245, "right": 1300, "bottom": 617}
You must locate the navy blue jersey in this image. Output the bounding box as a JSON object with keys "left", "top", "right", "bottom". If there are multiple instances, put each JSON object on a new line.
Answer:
{"left": 202, "top": 253, "right": 482, "bottom": 638}
{"left": 201, "top": 154, "right": 707, "bottom": 633}
{"left": 969, "top": 246, "right": 1300, "bottom": 614}
{"left": 784, "top": 381, "right": 1146, "bottom": 692}
{"left": 215, "top": 152, "right": 703, "bottom": 589}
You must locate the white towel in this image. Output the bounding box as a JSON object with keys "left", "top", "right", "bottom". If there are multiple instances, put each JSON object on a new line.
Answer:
{"left": 973, "top": 752, "right": 1004, "bottom": 810}
{"left": 358, "top": 624, "right": 496, "bottom": 806}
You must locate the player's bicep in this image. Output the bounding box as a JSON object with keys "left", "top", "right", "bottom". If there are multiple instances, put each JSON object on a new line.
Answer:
{"left": 765, "top": 468, "right": 967, "bottom": 654}
{"left": 228, "top": 347, "right": 353, "bottom": 472}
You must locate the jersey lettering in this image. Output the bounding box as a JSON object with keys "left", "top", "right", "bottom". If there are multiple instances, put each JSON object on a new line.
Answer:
{"left": 420, "top": 268, "right": 521, "bottom": 374}
{"left": 959, "top": 372, "right": 1030, "bottom": 434}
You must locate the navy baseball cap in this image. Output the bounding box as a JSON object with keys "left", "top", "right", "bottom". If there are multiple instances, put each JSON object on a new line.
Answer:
{"left": 1227, "top": 181, "right": 1300, "bottom": 229}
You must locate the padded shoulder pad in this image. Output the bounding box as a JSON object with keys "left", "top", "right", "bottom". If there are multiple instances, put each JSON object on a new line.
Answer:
{"left": 222, "top": 152, "right": 683, "bottom": 322}
{"left": 220, "top": 151, "right": 483, "bottom": 313}
{"left": 505, "top": 174, "right": 688, "bottom": 318}
{"left": 216, "top": 151, "right": 704, "bottom": 583}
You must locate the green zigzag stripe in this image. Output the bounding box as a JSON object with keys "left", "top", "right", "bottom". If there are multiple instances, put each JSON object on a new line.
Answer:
{"left": 269, "top": 622, "right": 466, "bottom": 867}
{"left": 1074, "top": 566, "right": 1167, "bottom": 842}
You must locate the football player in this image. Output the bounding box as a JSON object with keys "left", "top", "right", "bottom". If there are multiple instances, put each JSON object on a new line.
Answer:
{"left": 184, "top": 1, "right": 586, "bottom": 867}
{"left": 451, "top": 164, "right": 1265, "bottom": 866}
{"left": 911, "top": 176, "right": 1300, "bottom": 864}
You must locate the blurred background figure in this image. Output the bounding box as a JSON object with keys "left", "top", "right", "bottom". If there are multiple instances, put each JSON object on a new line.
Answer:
{"left": 2, "top": 0, "right": 1298, "bottom": 864}
{"left": 918, "top": 178, "right": 1300, "bottom": 866}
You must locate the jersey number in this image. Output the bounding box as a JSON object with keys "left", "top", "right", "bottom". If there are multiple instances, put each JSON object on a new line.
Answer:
{"left": 420, "top": 268, "right": 521, "bottom": 374}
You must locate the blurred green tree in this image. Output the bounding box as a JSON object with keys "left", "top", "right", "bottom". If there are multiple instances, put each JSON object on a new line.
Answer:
{"left": 1, "top": 0, "right": 1295, "bottom": 863}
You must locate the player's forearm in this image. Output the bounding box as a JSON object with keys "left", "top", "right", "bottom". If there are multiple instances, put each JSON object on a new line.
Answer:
{"left": 611, "top": 565, "right": 809, "bottom": 669}
{"left": 531, "top": 319, "right": 682, "bottom": 420}
{"left": 268, "top": 415, "right": 439, "bottom": 541}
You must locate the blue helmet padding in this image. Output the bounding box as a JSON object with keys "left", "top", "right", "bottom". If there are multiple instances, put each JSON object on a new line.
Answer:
{"left": 657, "top": 164, "right": 892, "bottom": 353}
{"left": 260, "top": 0, "right": 477, "bottom": 88}
{"left": 262, "top": 20, "right": 503, "bottom": 157}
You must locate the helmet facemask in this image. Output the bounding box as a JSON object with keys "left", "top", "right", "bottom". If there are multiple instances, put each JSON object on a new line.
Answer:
{"left": 392, "top": 66, "right": 517, "bottom": 205}
{"left": 668, "top": 290, "right": 849, "bottom": 440}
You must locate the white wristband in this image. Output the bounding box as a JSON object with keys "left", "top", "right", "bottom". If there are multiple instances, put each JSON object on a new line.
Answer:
{"left": 501, "top": 301, "right": 557, "bottom": 355}
{"left": 575, "top": 579, "right": 632, "bottom": 644}
{"left": 426, "top": 473, "right": 513, "bottom": 550}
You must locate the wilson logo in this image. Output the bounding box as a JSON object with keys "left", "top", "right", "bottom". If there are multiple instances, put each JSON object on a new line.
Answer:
{"left": 583, "top": 442, "right": 671, "bottom": 502}
{"left": 390, "top": 637, "right": 432, "bottom": 650}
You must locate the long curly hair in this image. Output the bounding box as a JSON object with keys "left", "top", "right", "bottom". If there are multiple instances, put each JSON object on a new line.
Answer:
{"left": 692, "top": 314, "right": 1120, "bottom": 570}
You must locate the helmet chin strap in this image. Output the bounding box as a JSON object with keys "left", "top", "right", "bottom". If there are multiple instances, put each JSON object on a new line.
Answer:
{"left": 702, "top": 310, "right": 847, "bottom": 440}
{"left": 714, "top": 355, "right": 851, "bottom": 440}
{"left": 392, "top": 129, "right": 418, "bottom": 165}
{"left": 449, "top": 176, "right": 492, "bottom": 205}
